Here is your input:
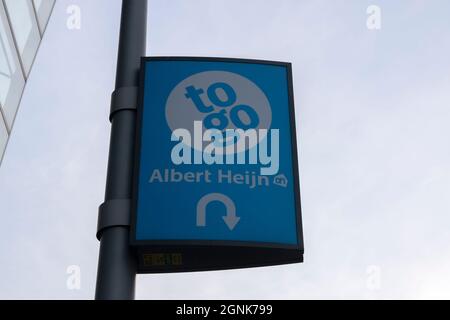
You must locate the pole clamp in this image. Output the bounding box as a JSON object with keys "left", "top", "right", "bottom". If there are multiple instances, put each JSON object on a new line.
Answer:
{"left": 109, "top": 86, "right": 139, "bottom": 121}
{"left": 97, "top": 199, "right": 132, "bottom": 240}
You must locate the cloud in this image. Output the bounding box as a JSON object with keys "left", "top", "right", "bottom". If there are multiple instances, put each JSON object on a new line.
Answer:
{"left": 1, "top": 0, "right": 450, "bottom": 299}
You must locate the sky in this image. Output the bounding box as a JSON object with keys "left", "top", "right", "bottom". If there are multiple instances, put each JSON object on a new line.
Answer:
{"left": 0, "top": 0, "right": 450, "bottom": 299}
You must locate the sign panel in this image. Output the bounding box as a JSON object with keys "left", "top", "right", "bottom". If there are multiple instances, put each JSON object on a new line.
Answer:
{"left": 132, "top": 57, "right": 303, "bottom": 273}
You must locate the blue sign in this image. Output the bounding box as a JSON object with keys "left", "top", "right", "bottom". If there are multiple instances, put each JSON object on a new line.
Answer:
{"left": 132, "top": 57, "right": 302, "bottom": 260}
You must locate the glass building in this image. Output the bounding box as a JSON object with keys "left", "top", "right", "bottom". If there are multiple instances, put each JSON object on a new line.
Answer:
{"left": 0, "top": 0, "right": 54, "bottom": 164}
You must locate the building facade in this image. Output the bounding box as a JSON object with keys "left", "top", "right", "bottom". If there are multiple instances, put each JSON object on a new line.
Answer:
{"left": 0, "top": 0, "right": 55, "bottom": 164}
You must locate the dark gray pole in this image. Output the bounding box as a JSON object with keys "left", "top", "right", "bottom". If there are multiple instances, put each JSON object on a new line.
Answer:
{"left": 95, "top": 0, "right": 147, "bottom": 300}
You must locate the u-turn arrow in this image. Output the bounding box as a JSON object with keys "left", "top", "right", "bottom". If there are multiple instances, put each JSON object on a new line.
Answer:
{"left": 196, "top": 193, "right": 240, "bottom": 231}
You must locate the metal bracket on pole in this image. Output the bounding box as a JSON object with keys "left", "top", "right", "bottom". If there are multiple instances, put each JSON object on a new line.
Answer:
{"left": 109, "top": 86, "right": 139, "bottom": 122}
{"left": 97, "top": 199, "right": 132, "bottom": 240}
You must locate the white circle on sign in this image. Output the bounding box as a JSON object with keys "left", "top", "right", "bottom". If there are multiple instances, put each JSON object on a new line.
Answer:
{"left": 165, "top": 71, "right": 272, "bottom": 154}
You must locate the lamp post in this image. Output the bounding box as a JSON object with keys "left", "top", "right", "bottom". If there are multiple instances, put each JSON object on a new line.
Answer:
{"left": 95, "top": 0, "right": 147, "bottom": 300}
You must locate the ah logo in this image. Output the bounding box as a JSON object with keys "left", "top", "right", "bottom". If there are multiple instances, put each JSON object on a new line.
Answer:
{"left": 273, "top": 174, "right": 288, "bottom": 188}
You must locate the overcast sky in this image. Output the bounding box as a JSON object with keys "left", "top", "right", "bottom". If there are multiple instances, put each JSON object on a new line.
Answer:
{"left": 0, "top": 0, "right": 450, "bottom": 299}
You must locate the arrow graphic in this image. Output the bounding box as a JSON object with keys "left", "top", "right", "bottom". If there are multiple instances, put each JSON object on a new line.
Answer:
{"left": 222, "top": 214, "right": 240, "bottom": 231}
{"left": 196, "top": 193, "right": 240, "bottom": 231}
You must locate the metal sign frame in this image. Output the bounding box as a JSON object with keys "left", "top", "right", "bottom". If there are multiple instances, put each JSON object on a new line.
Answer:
{"left": 131, "top": 57, "right": 303, "bottom": 273}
